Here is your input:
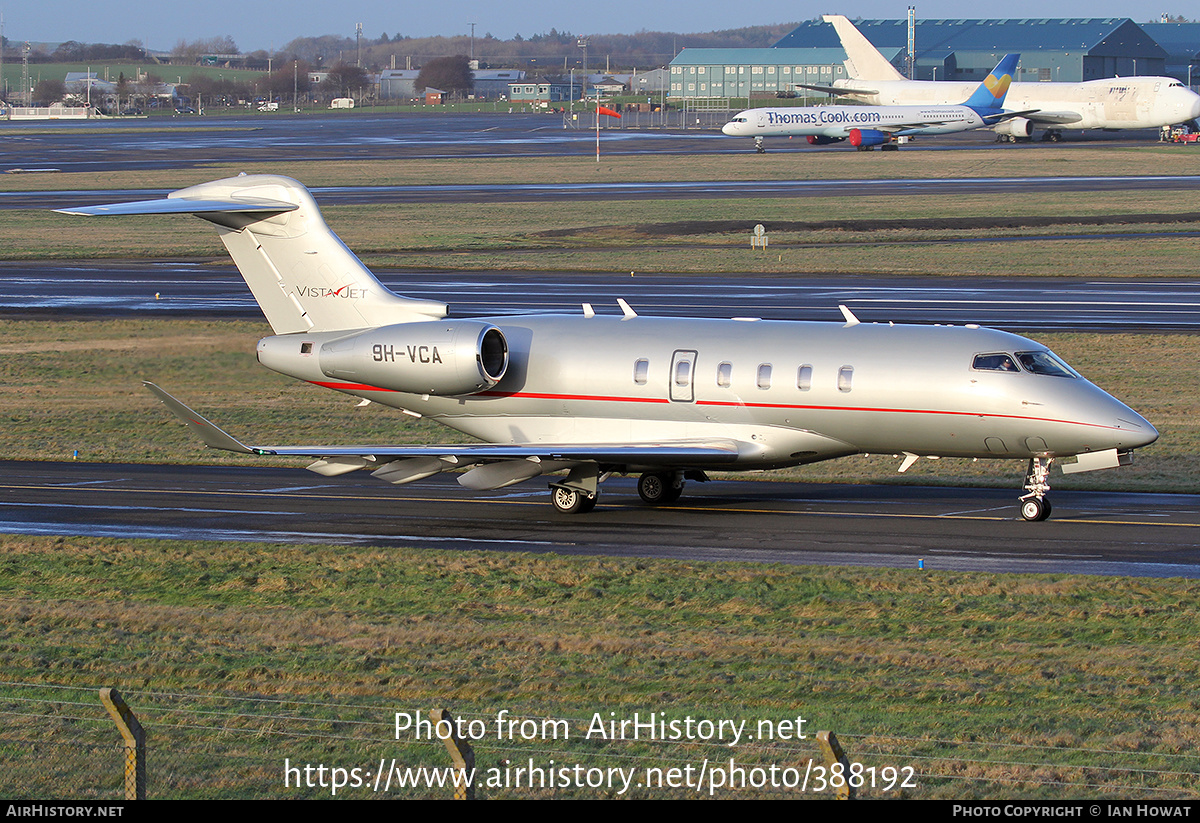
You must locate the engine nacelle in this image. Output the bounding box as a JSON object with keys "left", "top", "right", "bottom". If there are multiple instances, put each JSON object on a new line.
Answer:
{"left": 849, "top": 128, "right": 890, "bottom": 148}
{"left": 318, "top": 320, "right": 508, "bottom": 396}
{"left": 806, "top": 135, "right": 846, "bottom": 145}
{"left": 994, "top": 118, "right": 1033, "bottom": 138}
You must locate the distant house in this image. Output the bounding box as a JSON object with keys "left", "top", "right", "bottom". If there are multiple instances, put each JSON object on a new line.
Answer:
{"left": 592, "top": 76, "right": 626, "bottom": 96}
{"left": 471, "top": 69, "right": 526, "bottom": 98}
{"left": 424, "top": 88, "right": 446, "bottom": 105}
{"left": 507, "top": 82, "right": 574, "bottom": 105}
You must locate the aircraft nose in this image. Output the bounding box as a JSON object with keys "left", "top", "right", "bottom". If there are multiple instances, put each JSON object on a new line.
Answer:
{"left": 721, "top": 122, "right": 737, "bottom": 135}
{"left": 1117, "top": 411, "right": 1159, "bottom": 449}
{"left": 1107, "top": 398, "right": 1159, "bottom": 450}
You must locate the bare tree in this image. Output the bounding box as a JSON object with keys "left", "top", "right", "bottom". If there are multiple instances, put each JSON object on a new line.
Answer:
{"left": 415, "top": 55, "right": 473, "bottom": 95}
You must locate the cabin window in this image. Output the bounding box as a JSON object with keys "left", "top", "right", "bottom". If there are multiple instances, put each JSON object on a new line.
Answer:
{"left": 973, "top": 353, "right": 1019, "bottom": 373}
{"left": 674, "top": 360, "right": 691, "bottom": 386}
{"left": 633, "top": 359, "right": 649, "bottom": 385}
{"left": 717, "top": 362, "right": 732, "bottom": 388}
{"left": 838, "top": 366, "right": 854, "bottom": 392}
{"left": 797, "top": 364, "right": 812, "bottom": 391}
{"left": 757, "top": 364, "right": 773, "bottom": 390}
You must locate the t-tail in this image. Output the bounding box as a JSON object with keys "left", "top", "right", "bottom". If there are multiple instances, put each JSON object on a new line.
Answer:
{"left": 961, "top": 54, "right": 1020, "bottom": 113}
{"left": 55, "top": 174, "right": 447, "bottom": 334}
{"left": 822, "top": 14, "right": 906, "bottom": 82}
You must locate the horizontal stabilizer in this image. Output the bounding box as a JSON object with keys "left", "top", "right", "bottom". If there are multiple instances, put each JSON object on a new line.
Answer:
{"left": 55, "top": 196, "right": 297, "bottom": 217}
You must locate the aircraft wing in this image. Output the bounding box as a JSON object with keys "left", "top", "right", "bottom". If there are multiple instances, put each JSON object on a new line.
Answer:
{"left": 794, "top": 83, "right": 877, "bottom": 96}
{"left": 1022, "top": 111, "right": 1084, "bottom": 125}
{"left": 145, "top": 382, "right": 742, "bottom": 486}
{"left": 982, "top": 109, "right": 1042, "bottom": 123}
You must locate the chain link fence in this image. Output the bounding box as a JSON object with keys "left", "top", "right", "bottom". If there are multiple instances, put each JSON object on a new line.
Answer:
{"left": 3, "top": 681, "right": 1198, "bottom": 799}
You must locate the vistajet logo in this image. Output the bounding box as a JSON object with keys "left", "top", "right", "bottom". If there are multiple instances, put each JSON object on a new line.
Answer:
{"left": 296, "top": 285, "right": 368, "bottom": 299}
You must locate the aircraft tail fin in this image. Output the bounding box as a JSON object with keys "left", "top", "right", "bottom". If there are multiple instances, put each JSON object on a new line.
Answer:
{"left": 961, "top": 54, "right": 1020, "bottom": 111}
{"left": 58, "top": 174, "right": 447, "bottom": 334}
{"left": 822, "top": 15, "right": 906, "bottom": 82}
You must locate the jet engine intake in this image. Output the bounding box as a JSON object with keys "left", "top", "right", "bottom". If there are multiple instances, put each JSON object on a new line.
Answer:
{"left": 319, "top": 320, "right": 508, "bottom": 396}
{"left": 994, "top": 118, "right": 1033, "bottom": 138}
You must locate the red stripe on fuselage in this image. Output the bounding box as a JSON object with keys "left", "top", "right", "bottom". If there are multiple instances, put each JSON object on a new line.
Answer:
{"left": 307, "top": 381, "right": 1117, "bottom": 431}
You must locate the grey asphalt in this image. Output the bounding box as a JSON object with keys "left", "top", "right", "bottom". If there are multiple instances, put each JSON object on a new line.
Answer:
{"left": 0, "top": 111, "right": 1166, "bottom": 174}
{"left": 4, "top": 461, "right": 1197, "bottom": 578}
{"left": 9, "top": 174, "right": 1200, "bottom": 209}
{"left": 5, "top": 262, "right": 1198, "bottom": 332}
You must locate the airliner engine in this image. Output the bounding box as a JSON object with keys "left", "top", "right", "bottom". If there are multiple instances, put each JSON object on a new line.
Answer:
{"left": 994, "top": 118, "right": 1033, "bottom": 140}
{"left": 849, "top": 128, "right": 890, "bottom": 148}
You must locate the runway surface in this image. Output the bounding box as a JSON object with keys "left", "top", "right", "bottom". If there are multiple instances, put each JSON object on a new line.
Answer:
{"left": 11, "top": 174, "right": 1200, "bottom": 210}
{"left": 5, "top": 261, "right": 1198, "bottom": 332}
{"left": 0, "top": 113, "right": 1162, "bottom": 173}
{"left": 4, "top": 461, "right": 1198, "bottom": 577}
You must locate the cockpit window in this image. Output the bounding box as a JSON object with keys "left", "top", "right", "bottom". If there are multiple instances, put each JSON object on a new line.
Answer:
{"left": 972, "top": 353, "right": 1019, "bottom": 372}
{"left": 1015, "top": 350, "right": 1077, "bottom": 378}
{"left": 730, "top": 116, "right": 747, "bottom": 123}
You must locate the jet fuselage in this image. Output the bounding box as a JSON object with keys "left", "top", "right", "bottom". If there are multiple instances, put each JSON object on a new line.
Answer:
{"left": 833, "top": 77, "right": 1200, "bottom": 131}
{"left": 257, "top": 315, "right": 1157, "bottom": 470}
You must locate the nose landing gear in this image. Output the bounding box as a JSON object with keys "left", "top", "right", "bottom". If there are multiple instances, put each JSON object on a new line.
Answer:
{"left": 1019, "top": 457, "right": 1054, "bottom": 521}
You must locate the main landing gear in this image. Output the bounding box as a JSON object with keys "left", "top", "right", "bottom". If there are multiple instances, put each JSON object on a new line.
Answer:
{"left": 637, "top": 471, "right": 684, "bottom": 505}
{"left": 1019, "top": 457, "right": 1054, "bottom": 521}
{"left": 548, "top": 469, "right": 701, "bottom": 513}
{"left": 549, "top": 484, "right": 597, "bottom": 514}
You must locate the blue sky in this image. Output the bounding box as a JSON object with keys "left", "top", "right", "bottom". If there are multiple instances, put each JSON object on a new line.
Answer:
{"left": 4, "top": 2, "right": 1175, "bottom": 53}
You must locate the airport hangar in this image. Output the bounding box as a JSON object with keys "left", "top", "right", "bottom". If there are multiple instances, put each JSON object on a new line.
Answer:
{"left": 667, "top": 17, "right": 1196, "bottom": 102}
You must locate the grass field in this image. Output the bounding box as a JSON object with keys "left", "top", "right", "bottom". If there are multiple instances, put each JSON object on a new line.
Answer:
{"left": 2, "top": 534, "right": 1199, "bottom": 798}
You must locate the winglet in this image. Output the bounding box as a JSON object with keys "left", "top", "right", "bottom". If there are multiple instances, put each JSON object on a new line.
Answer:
{"left": 143, "top": 381, "right": 257, "bottom": 454}
{"left": 839, "top": 304, "right": 861, "bottom": 326}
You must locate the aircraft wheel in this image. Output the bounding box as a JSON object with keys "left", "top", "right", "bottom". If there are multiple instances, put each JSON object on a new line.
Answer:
{"left": 1020, "top": 498, "right": 1051, "bottom": 522}
{"left": 638, "top": 472, "right": 682, "bottom": 505}
{"left": 1049, "top": 132, "right": 1062, "bottom": 143}
{"left": 551, "top": 485, "right": 594, "bottom": 514}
